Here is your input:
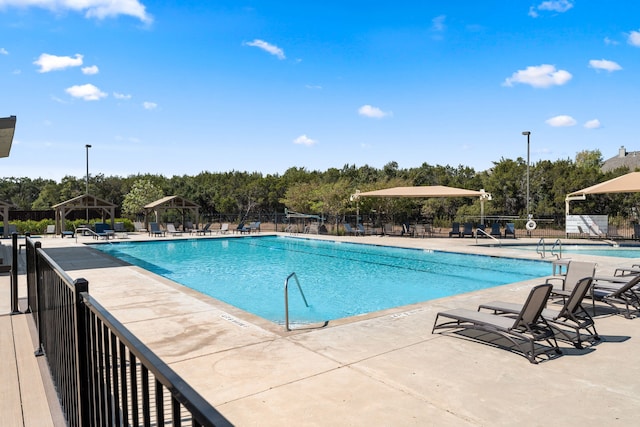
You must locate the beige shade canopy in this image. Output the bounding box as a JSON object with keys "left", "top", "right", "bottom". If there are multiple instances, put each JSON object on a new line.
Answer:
{"left": 357, "top": 185, "right": 486, "bottom": 198}
{"left": 565, "top": 171, "right": 640, "bottom": 214}
{"left": 52, "top": 194, "right": 117, "bottom": 233}
{"left": 0, "top": 116, "right": 17, "bottom": 158}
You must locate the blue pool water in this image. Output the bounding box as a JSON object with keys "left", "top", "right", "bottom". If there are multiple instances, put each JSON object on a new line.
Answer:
{"left": 94, "top": 236, "right": 550, "bottom": 324}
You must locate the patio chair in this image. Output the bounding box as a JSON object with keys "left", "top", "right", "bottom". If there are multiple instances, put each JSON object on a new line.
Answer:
{"left": 218, "top": 223, "right": 230, "bottom": 234}
{"left": 546, "top": 261, "right": 596, "bottom": 300}
{"left": 249, "top": 221, "right": 261, "bottom": 233}
{"left": 504, "top": 222, "right": 516, "bottom": 238}
{"left": 490, "top": 223, "right": 501, "bottom": 238}
{"left": 94, "top": 222, "right": 114, "bottom": 240}
{"left": 461, "top": 222, "right": 474, "bottom": 238}
{"left": 592, "top": 275, "right": 640, "bottom": 319}
{"left": 476, "top": 224, "right": 486, "bottom": 237}
{"left": 344, "top": 223, "right": 361, "bottom": 236}
{"left": 149, "top": 222, "right": 165, "bottom": 237}
{"left": 633, "top": 223, "right": 640, "bottom": 240}
{"left": 134, "top": 221, "right": 147, "bottom": 233}
{"left": 166, "top": 223, "right": 183, "bottom": 236}
{"left": 113, "top": 222, "right": 128, "bottom": 238}
{"left": 414, "top": 224, "right": 426, "bottom": 238}
{"left": 479, "top": 277, "right": 599, "bottom": 349}
{"left": 448, "top": 222, "right": 461, "bottom": 237}
{"left": 383, "top": 223, "right": 399, "bottom": 236}
{"left": 357, "top": 223, "right": 369, "bottom": 236}
{"left": 45, "top": 224, "right": 56, "bottom": 237}
{"left": 235, "top": 222, "right": 250, "bottom": 234}
{"left": 194, "top": 223, "right": 213, "bottom": 235}
{"left": 432, "top": 283, "right": 560, "bottom": 364}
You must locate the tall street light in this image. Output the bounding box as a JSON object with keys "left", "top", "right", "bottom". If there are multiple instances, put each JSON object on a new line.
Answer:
{"left": 85, "top": 144, "right": 91, "bottom": 221}
{"left": 522, "top": 131, "right": 531, "bottom": 220}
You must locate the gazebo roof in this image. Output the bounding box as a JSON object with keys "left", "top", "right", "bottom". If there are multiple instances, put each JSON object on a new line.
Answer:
{"left": 52, "top": 193, "right": 117, "bottom": 209}
{"left": 144, "top": 195, "right": 200, "bottom": 209}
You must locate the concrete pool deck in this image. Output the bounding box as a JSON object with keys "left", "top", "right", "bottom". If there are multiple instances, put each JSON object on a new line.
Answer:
{"left": 2, "top": 232, "right": 640, "bottom": 425}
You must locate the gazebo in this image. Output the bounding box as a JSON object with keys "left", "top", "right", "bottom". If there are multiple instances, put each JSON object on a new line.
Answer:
{"left": 143, "top": 196, "right": 200, "bottom": 229}
{"left": 52, "top": 194, "right": 117, "bottom": 234}
{"left": 0, "top": 200, "right": 16, "bottom": 238}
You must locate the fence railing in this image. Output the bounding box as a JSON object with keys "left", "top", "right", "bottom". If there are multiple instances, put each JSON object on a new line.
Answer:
{"left": 24, "top": 236, "right": 232, "bottom": 426}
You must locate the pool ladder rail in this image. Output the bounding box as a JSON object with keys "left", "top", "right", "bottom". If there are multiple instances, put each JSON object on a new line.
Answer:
{"left": 284, "top": 272, "right": 309, "bottom": 331}
{"left": 475, "top": 227, "right": 501, "bottom": 246}
{"left": 537, "top": 238, "right": 562, "bottom": 259}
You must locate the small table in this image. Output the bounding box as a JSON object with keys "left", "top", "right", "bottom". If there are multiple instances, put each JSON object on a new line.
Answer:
{"left": 552, "top": 258, "right": 571, "bottom": 276}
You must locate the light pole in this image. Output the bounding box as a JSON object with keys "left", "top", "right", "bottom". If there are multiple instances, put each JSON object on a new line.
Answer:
{"left": 85, "top": 144, "right": 91, "bottom": 221}
{"left": 521, "top": 131, "right": 530, "bottom": 220}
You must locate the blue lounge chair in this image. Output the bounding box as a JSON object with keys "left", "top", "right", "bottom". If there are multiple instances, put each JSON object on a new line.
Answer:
{"left": 193, "top": 223, "right": 213, "bottom": 235}
{"left": 476, "top": 224, "right": 486, "bottom": 237}
{"left": 490, "top": 223, "right": 501, "bottom": 238}
{"left": 149, "top": 222, "right": 165, "bottom": 237}
{"left": 344, "top": 223, "right": 361, "bottom": 236}
{"left": 504, "top": 222, "right": 516, "bottom": 238}
{"left": 236, "top": 222, "right": 250, "bottom": 234}
{"left": 449, "top": 222, "right": 461, "bottom": 237}
{"left": 461, "top": 222, "right": 474, "bottom": 238}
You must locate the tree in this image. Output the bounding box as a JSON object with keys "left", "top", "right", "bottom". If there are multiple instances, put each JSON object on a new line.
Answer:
{"left": 122, "top": 179, "right": 164, "bottom": 218}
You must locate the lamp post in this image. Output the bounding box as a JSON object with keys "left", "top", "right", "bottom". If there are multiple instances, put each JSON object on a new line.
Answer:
{"left": 85, "top": 144, "right": 91, "bottom": 221}
{"left": 521, "top": 131, "right": 531, "bottom": 220}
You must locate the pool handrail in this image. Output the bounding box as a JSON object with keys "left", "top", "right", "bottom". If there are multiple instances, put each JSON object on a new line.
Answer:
{"left": 537, "top": 238, "right": 563, "bottom": 259}
{"left": 284, "top": 272, "right": 309, "bottom": 331}
{"left": 475, "top": 227, "right": 501, "bottom": 246}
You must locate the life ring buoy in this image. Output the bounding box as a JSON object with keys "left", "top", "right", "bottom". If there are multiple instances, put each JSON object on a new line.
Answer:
{"left": 525, "top": 220, "right": 537, "bottom": 231}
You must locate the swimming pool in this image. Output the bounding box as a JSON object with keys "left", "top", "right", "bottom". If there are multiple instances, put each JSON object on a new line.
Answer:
{"left": 94, "top": 236, "right": 550, "bottom": 324}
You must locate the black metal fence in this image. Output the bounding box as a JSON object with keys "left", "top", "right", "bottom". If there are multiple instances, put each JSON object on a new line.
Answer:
{"left": 24, "top": 236, "right": 232, "bottom": 426}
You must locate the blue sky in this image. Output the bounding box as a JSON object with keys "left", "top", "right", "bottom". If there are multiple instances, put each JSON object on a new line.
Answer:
{"left": 1, "top": 0, "right": 639, "bottom": 180}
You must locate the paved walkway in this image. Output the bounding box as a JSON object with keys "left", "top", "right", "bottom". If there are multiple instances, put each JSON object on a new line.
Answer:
{"left": 2, "top": 233, "right": 640, "bottom": 425}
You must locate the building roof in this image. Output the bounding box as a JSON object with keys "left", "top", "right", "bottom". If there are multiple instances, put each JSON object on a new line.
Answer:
{"left": 602, "top": 147, "right": 640, "bottom": 172}
{"left": 357, "top": 185, "right": 486, "bottom": 198}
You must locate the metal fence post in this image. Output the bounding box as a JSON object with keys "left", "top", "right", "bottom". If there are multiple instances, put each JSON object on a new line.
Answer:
{"left": 10, "top": 232, "right": 20, "bottom": 314}
{"left": 33, "top": 241, "right": 45, "bottom": 357}
{"left": 73, "top": 279, "right": 90, "bottom": 427}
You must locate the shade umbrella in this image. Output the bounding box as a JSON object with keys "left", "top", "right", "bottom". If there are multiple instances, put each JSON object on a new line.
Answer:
{"left": 565, "top": 172, "right": 640, "bottom": 214}
{"left": 355, "top": 185, "right": 492, "bottom": 223}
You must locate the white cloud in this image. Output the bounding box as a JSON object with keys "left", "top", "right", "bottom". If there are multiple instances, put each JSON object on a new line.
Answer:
{"left": 113, "top": 92, "right": 132, "bottom": 99}
{"left": 589, "top": 59, "right": 621, "bottom": 72}
{"left": 305, "top": 84, "right": 322, "bottom": 90}
{"left": 293, "top": 134, "right": 317, "bottom": 146}
{"left": 0, "top": 0, "right": 152, "bottom": 24}
{"left": 529, "top": 1, "right": 573, "bottom": 17}
{"left": 628, "top": 30, "right": 640, "bottom": 47}
{"left": 142, "top": 101, "right": 157, "bottom": 110}
{"left": 503, "top": 64, "right": 572, "bottom": 88}
{"left": 545, "top": 115, "right": 576, "bottom": 127}
{"left": 358, "top": 105, "right": 392, "bottom": 119}
{"left": 431, "top": 15, "right": 446, "bottom": 32}
{"left": 604, "top": 37, "right": 619, "bottom": 46}
{"left": 584, "top": 119, "right": 601, "bottom": 129}
{"left": 0, "top": 48, "right": 8, "bottom": 55}
{"left": 244, "top": 39, "right": 285, "bottom": 60}
{"left": 34, "top": 53, "right": 83, "bottom": 73}
{"left": 82, "top": 65, "right": 99, "bottom": 75}
{"left": 538, "top": 0, "right": 573, "bottom": 12}
{"left": 65, "top": 83, "right": 107, "bottom": 101}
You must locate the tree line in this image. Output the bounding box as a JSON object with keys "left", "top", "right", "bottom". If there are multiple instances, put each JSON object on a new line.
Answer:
{"left": 1, "top": 149, "right": 638, "bottom": 227}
